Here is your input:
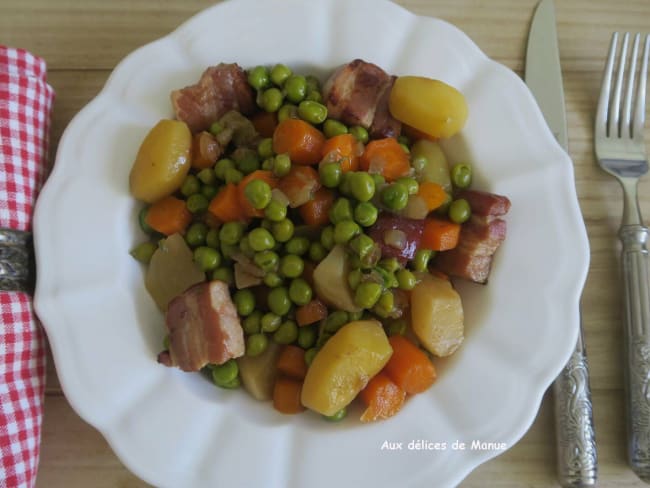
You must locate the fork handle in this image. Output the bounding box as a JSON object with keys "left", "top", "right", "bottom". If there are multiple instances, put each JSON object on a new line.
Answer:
{"left": 620, "top": 224, "right": 650, "bottom": 482}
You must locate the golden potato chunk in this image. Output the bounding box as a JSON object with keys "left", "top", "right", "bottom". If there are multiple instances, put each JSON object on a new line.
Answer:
{"left": 312, "top": 244, "right": 360, "bottom": 313}
{"left": 301, "top": 320, "right": 392, "bottom": 416}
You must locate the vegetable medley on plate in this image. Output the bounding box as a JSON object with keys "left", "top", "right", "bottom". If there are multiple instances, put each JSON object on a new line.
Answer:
{"left": 128, "top": 59, "right": 511, "bottom": 422}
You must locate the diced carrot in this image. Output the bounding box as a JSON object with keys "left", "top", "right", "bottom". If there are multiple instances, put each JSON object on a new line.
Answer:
{"left": 320, "top": 134, "right": 362, "bottom": 173}
{"left": 279, "top": 165, "right": 321, "bottom": 208}
{"left": 420, "top": 217, "right": 461, "bottom": 251}
{"left": 250, "top": 111, "right": 278, "bottom": 138}
{"left": 237, "top": 170, "right": 279, "bottom": 218}
{"left": 359, "top": 371, "right": 406, "bottom": 422}
{"left": 299, "top": 187, "right": 335, "bottom": 226}
{"left": 417, "top": 181, "right": 448, "bottom": 211}
{"left": 384, "top": 335, "right": 436, "bottom": 395}
{"left": 145, "top": 195, "right": 192, "bottom": 236}
{"left": 295, "top": 298, "right": 328, "bottom": 326}
{"left": 191, "top": 131, "right": 220, "bottom": 169}
{"left": 273, "top": 118, "right": 326, "bottom": 165}
{"left": 273, "top": 376, "right": 305, "bottom": 414}
{"left": 359, "top": 137, "right": 411, "bottom": 182}
{"left": 208, "top": 183, "right": 246, "bottom": 222}
{"left": 401, "top": 123, "right": 438, "bottom": 142}
{"left": 277, "top": 345, "right": 308, "bottom": 380}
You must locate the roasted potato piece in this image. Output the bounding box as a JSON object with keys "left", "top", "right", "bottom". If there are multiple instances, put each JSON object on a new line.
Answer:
{"left": 312, "top": 244, "right": 360, "bottom": 313}
{"left": 237, "top": 342, "right": 281, "bottom": 401}
{"left": 410, "top": 139, "right": 452, "bottom": 193}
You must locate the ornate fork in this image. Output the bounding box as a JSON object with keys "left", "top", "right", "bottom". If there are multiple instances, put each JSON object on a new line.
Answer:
{"left": 595, "top": 31, "right": 650, "bottom": 481}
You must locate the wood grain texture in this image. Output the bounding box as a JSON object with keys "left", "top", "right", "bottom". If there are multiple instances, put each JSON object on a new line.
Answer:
{"left": 3, "top": 0, "right": 648, "bottom": 486}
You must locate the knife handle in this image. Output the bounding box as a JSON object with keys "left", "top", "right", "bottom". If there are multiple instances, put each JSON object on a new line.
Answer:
{"left": 620, "top": 224, "right": 650, "bottom": 482}
{"left": 554, "top": 326, "right": 598, "bottom": 487}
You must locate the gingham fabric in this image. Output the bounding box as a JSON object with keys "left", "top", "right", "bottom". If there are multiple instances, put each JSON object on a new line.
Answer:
{"left": 0, "top": 46, "right": 53, "bottom": 488}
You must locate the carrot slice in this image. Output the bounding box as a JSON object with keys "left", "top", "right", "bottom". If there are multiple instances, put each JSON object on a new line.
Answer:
{"left": 320, "top": 133, "right": 362, "bottom": 173}
{"left": 420, "top": 217, "right": 461, "bottom": 251}
{"left": 295, "top": 298, "right": 328, "bottom": 326}
{"left": 208, "top": 183, "right": 246, "bottom": 222}
{"left": 299, "top": 187, "right": 334, "bottom": 226}
{"left": 145, "top": 195, "right": 192, "bottom": 236}
{"left": 277, "top": 345, "right": 308, "bottom": 380}
{"left": 359, "top": 137, "right": 410, "bottom": 182}
{"left": 273, "top": 118, "right": 326, "bottom": 165}
{"left": 383, "top": 335, "right": 437, "bottom": 395}
{"left": 359, "top": 371, "right": 406, "bottom": 422}
{"left": 273, "top": 376, "right": 305, "bottom": 414}
{"left": 417, "top": 181, "right": 448, "bottom": 211}
{"left": 250, "top": 111, "right": 278, "bottom": 138}
{"left": 279, "top": 165, "right": 321, "bottom": 208}
{"left": 237, "top": 170, "right": 279, "bottom": 218}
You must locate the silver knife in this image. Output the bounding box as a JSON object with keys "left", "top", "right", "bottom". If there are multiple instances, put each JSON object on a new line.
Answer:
{"left": 525, "top": 1, "right": 598, "bottom": 487}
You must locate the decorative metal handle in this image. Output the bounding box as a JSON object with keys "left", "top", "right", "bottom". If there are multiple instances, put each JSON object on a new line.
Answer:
{"left": 0, "top": 228, "right": 34, "bottom": 293}
{"left": 554, "top": 325, "right": 598, "bottom": 487}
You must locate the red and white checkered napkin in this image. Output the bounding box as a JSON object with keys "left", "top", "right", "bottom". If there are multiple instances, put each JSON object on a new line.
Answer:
{"left": 0, "top": 46, "right": 54, "bottom": 488}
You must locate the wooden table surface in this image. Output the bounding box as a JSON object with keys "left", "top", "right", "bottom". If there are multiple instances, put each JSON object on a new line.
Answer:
{"left": 3, "top": 0, "right": 650, "bottom": 486}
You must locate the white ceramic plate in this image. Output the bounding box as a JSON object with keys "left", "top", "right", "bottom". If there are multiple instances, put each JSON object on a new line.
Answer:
{"left": 33, "top": 0, "right": 589, "bottom": 486}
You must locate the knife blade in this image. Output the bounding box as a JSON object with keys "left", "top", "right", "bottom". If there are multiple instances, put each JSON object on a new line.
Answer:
{"left": 524, "top": 1, "right": 598, "bottom": 487}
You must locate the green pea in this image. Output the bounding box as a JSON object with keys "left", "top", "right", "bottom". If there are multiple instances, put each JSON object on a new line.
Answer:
{"left": 220, "top": 242, "right": 238, "bottom": 260}
{"left": 274, "top": 320, "right": 299, "bottom": 344}
{"left": 138, "top": 206, "right": 154, "bottom": 234}
{"left": 261, "top": 87, "right": 284, "bottom": 112}
{"left": 212, "top": 266, "right": 234, "bottom": 285}
{"left": 271, "top": 218, "right": 294, "bottom": 243}
{"left": 396, "top": 268, "right": 416, "bottom": 290}
{"left": 298, "top": 100, "right": 328, "bottom": 125}
{"left": 285, "top": 236, "right": 310, "bottom": 256}
{"left": 236, "top": 153, "right": 260, "bottom": 175}
{"left": 186, "top": 193, "right": 209, "bottom": 213}
{"left": 319, "top": 162, "right": 342, "bottom": 188}
{"left": 373, "top": 290, "right": 394, "bottom": 318}
{"left": 412, "top": 249, "right": 433, "bottom": 272}
{"left": 353, "top": 201, "right": 378, "bottom": 227}
{"left": 349, "top": 125, "right": 369, "bottom": 143}
{"left": 305, "top": 75, "right": 321, "bottom": 92}
{"left": 396, "top": 177, "right": 419, "bottom": 196}
{"left": 268, "top": 286, "right": 292, "bottom": 316}
{"left": 180, "top": 174, "right": 201, "bottom": 197}
{"left": 305, "top": 90, "right": 323, "bottom": 103}
{"left": 261, "top": 313, "right": 282, "bottom": 333}
{"left": 298, "top": 326, "right": 317, "bottom": 349}
{"left": 249, "top": 227, "right": 276, "bottom": 251}
{"left": 264, "top": 199, "right": 287, "bottom": 222}
{"left": 354, "top": 282, "right": 382, "bottom": 309}
{"left": 289, "top": 278, "right": 312, "bottom": 306}
{"left": 329, "top": 197, "right": 353, "bottom": 224}
{"left": 284, "top": 75, "right": 307, "bottom": 103}
{"left": 206, "top": 228, "right": 220, "bottom": 249}
{"left": 448, "top": 198, "right": 471, "bottom": 224}
{"left": 270, "top": 63, "right": 292, "bottom": 87}
{"left": 193, "top": 246, "right": 221, "bottom": 272}
{"left": 253, "top": 250, "right": 279, "bottom": 272}
{"left": 130, "top": 242, "right": 156, "bottom": 264}
{"left": 214, "top": 158, "right": 236, "bottom": 180}
{"left": 278, "top": 103, "right": 298, "bottom": 122}
{"left": 244, "top": 179, "right": 272, "bottom": 210}
{"left": 386, "top": 318, "right": 407, "bottom": 336}
{"left": 247, "top": 65, "right": 270, "bottom": 90}
{"left": 280, "top": 254, "right": 304, "bottom": 278}
{"left": 322, "top": 408, "right": 347, "bottom": 422}
{"left": 263, "top": 271, "right": 284, "bottom": 288}
{"left": 219, "top": 221, "right": 245, "bottom": 245}
{"left": 242, "top": 310, "right": 262, "bottom": 334}
{"left": 320, "top": 225, "right": 335, "bottom": 250}
{"left": 338, "top": 171, "right": 352, "bottom": 195}
{"left": 308, "top": 241, "right": 327, "bottom": 262}
{"left": 258, "top": 138, "right": 274, "bottom": 159}
{"left": 234, "top": 289, "right": 256, "bottom": 317}
{"left": 211, "top": 359, "right": 239, "bottom": 387}
{"left": 379, "top": 257, "right": 400, "bottom": 273}
{"left": 334, "top": 220, "right": 361, "bottom": 244}
{"left": 451, "top": 163, "right": 472, "bottom": 189}
{"left": 209, "top": 121, "right": 224, "bottom": 136}
{"left": 202, "top": 185, "right": 218, "bottom": 200}
{"left": 246, "top": 333, "right": 268, "bottom": 357}
{"left": 239, "top": 234, "right": 255, "bottom": 257}
{"left": 349, "top": 172, "right": 376, "bottom": 202}
{"left": 272, "top": 153, "right": 292, "bottom": 177}
{"left": 197, "top": 168, "right": 216, "bottom": 185}
{"left": 347, "top": 268, "right": 362, "bottom": 289}
{"left": 371, "top": 173, "right": 386, "bottom": 187}
{"left": 381, "top": 183, "right": 409, "bottom": 211}
{"left": 349, "top": 234, "right": 375, "bottom": 259}
{"left": 304, "top": 347, "right": 319, "bottom": 365}
{"left": 185, "top": 222, "right": 208, "bottom": 248}
{"left": 348, "top": 310, "right": 363, "bottom": 321}
{"left": 224, "top": 167, "right": 243, "bottom": 184}
{"left": 323, "top": 119, "right": 348, "bottom": 138}
{"left": 324, "top": 310, "right": 349, "bottom": 333}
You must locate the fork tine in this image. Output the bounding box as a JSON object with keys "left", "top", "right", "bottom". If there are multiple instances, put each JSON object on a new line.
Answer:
{"left": 623, "top": 34, "right": 640, "bottom": 138}
{"left": 597, "top": 33, "right": 619, "bottom": 139}
{"left": 610, "top": 33, "right": 630, "bottom": 138}
{"left": 633, "top": 34, "right": 649, "bottom": 141}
